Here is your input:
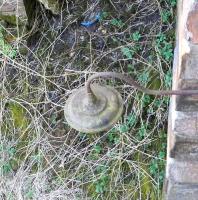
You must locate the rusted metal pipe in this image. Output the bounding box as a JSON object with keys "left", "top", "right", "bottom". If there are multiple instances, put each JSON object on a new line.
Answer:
{"left": 86, "top": 72, "right": 198, "bottom": 97}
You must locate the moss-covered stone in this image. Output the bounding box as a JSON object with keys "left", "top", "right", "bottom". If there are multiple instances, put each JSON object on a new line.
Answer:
{"left": 0, "top": 14, "right": 17, "bottom": 25}
{"left": 0, "top": 0, "right": 27, "bottom": 25}
{"left": 38, "top": 0, "right": 59, "bottom": 14}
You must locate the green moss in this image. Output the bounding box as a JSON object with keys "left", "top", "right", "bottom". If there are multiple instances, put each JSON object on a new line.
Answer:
{"left": 0, "top": 15, "right": 17, "bottom": 25}
{"left": 19, "top": 46, "right": 29, "bottom": 55}
{"left": 9, "top": 103, "right": 28, "bottom": 130}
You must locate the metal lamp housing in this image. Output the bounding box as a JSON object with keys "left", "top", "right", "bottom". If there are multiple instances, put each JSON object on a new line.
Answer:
{"left": 64, "top": 84, "right": 123, "bottom": 133}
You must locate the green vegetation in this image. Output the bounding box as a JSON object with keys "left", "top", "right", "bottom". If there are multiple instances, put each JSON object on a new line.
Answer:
{"left": 0, "top": 26, "right": 16, "bottom": 58}
{"left": 0, "top": 0, "right": 176, "bottom": 199}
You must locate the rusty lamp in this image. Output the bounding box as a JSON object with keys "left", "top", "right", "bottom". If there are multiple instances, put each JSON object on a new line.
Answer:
{"left": 64, "top": 72, "right": 198, "bottom": 133}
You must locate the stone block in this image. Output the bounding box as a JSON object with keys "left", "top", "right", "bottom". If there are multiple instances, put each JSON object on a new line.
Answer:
{"left": 0, "top": 0, "right": 27, "bottom": 24}
{"left": 175, "top": 79, "right": 198, "bottom": 111}
{"left": 166, "top": 182, "right": 198, "bottom": 200}
{"left": 167, "top": 159, "right": 198, "bottom": 184}
{"left": 168, "top": 111, "right": 198, "bottom": 160}
{"left": 173, "top": 111, "right": 198, "bottom": 138}
{"left": 180, "top": 52, "right": 198, "bottom": 80}
{"left": 170, "top": 142, "right": 198, "bottom": 160}
{"left": 187, "top": 4, "right": 198, "bottom": 44}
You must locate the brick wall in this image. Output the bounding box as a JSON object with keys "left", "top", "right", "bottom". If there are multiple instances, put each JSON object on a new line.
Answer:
{"left": 165, "top": 1, "right": 198, "bottom": 199}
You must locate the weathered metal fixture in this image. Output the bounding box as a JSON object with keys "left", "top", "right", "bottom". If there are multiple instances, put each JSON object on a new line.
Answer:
{"left": 64, "top": 72, "right": 198, "bottom": 133}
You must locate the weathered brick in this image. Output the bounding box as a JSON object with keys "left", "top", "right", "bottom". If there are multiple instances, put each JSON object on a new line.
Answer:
{"left": 170, "top": 142, "right": 198, "bottom": 161}
{"left": 189, "top": 44, "right": 198, "bottom": 54}
{"left": 179, "top": 53, "right": 198, "bottom": 79}
{"left": 176, "top": 80, "right": 198, "bottom": 111}
{"left": 168, "top": 111, "right": 198, "bottom": 159}
{"left": 187, "top": 5, "right": 198, "bottom": 44}
{"left": 166, "top": 182, "right": 198, "bottom": 200}
{"left": 168, "top": 159, "right": 198, "bottom": 184}
{"left": 173, "top": 111, "right": 198, "bottom": 138}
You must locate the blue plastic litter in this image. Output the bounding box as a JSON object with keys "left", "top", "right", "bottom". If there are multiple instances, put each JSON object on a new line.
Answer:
{"left": 81, "top": 13, "right": 101, "bottom": 27}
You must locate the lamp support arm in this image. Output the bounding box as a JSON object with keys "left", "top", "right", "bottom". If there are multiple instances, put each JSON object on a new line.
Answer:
{"left": 86, "top": 72, "right": 198, "bottom": 96}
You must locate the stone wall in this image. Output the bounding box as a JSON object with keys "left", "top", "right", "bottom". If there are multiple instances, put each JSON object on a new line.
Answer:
{"left": 165, "top": 0, "right": 198, "bottom": 199}
{"left": 0, "top": 0, "right": 59, "bottom": 25}
{"left": 0, "top": 0, "right": 27, "bottom": 24}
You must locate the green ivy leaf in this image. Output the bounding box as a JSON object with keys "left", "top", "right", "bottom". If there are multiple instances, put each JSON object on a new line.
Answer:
{"left": 111, "top": 18, "right": 124, "bottom": 28}
{"left": 94, "top": 145, "right": 102, "bottom": 154}
{"left": 121, "top": 47, "right": 134, "bottom": 59}
{"left": 131, "top": 31, "right": 141, "bottom": 41}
